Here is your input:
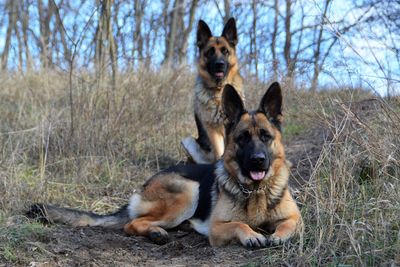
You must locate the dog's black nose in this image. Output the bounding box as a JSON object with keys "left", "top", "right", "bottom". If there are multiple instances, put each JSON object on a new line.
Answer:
{"left": 250, "top": 152, "right": 266, "bottom": 163}
{"left": 215, "top": 60, "right": 225, "bottom": 69}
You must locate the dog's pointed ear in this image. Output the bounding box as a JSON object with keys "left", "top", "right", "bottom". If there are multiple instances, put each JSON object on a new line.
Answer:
{"left": 222, "top": 18, "right": 238, "bottom": 47}
{"left": 223, "top": 84, "right": 244, "bottom": 125}
{"left": 197, "top": 20, "right": 212, "bottom": 49}
{"left": 259, "top": 82, "right": 283, "bottom": 130}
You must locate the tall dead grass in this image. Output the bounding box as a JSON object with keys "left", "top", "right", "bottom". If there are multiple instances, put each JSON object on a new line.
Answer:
{"left": 0, "top": 68, "right": 196, "bottom": 213}
{"left": 297, "top": 96, "right": 400, "bottom": 265}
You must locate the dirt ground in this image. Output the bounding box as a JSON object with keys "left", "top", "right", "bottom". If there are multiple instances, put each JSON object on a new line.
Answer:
{"left": 3, "top": 128, "right": 326, "bottom": 267}
{"left": 24, "top": 225, "right": 279, "bottom": 266}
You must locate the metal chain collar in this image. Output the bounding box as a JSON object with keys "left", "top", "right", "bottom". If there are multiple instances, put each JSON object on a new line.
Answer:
{"left": 237, "top": 182, "right": 267, "bottom": 198}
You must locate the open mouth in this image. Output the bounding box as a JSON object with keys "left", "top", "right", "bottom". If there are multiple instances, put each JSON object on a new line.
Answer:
{"left": 249, "top": 170, "right": 266, "bottom": 181}
{"left": 214, "top": 71, "right": 225, "bottom": 79}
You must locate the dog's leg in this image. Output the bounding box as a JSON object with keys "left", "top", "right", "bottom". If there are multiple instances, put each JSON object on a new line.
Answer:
{"left": 181, "top": 113, "right": 214, "bottom": 164}
{"left": 266, "top": 216, "right": 300, "bottom": 245}
{"left": 267, "top": 210, "right": 302, "bottom": 245}
{"left": 195, "top": 113, "right": 212, "bottom": 152}
{"left": 206, "top": 126, "right": 225, "bottom": 160}
{"left": 266, "top": 191, "right": 303, "bottom": 245}
{"left": 209, "top": 221, "right": 267, "bottom": 248}
{"left": 181, "top": 114, "right": 219, "bottom": 164}
{"left": 124, "top": 176, "right": 199, "bottom": 244}
{"left": 124, "top": 216, "right": 170, "bottom": 245}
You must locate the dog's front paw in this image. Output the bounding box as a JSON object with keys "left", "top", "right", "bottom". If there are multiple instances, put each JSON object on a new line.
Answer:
{"left": 265, "top": 234, "right": 286, "bottom": 246}
{"left": 240, "top": 232, "right": 267, "bottom": 248}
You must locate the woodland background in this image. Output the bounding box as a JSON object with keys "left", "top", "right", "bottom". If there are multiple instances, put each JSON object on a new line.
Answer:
{"left": 1, "top": 0, "right": 399, "bottom": 95}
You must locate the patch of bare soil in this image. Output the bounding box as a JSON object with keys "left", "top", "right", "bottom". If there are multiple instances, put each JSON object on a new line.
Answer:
{"left": 19, "top": 224, "right": 287, "bottom": 267}
{"left": 285, "top": 127, "right": 328, "bottom": 188}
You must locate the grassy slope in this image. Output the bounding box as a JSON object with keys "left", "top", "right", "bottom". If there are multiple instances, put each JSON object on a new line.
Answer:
{"left": 0, "top": 70, "right": 399, "bottom": 265}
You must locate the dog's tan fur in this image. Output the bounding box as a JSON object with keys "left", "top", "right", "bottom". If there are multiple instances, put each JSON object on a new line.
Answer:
{"left": 123, "top": 174, "right": 200, "bottom": 244}
{"left": 209, "top": 111, "right": 302, "bottom": 246}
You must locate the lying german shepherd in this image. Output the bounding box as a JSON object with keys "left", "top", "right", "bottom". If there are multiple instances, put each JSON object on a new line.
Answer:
{"left": 181, "top": 18, "right": 244, "bottom": 164}
{"left": 28, "top": 82, "right": 302, "bottom": 248}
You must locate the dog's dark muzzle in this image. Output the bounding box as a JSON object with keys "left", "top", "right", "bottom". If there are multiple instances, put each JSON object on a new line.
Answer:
{"left": 246, "top": 152, "right": 270, "bottom": 181}
{"left": 209, "top": 59, "right": 228, "bottom": 81}
{"left": 215, "top": 60, "right": 226, "bottom": 70}
{"left": 250, "top": 152, "right": 266, "bottom": 165}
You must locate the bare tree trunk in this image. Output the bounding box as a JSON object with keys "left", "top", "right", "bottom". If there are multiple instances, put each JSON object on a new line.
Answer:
{"left": 251, "top": 0, "right": 258, "bottom": 79}
{"left": 104, "top": 0, "right": 117, "bottom": 92}
{"left": 162, "top": 0, "right": 171, "bottom": 64}
{"left": 52, "top": 0, "right": 71, "bottom": 64}
{"left": 95, "top": 0, "right": 105, "bottom": 80}
{"left": 38, "top": 0, "right": 54, "bottom": 69}
{"left": 133, "top": 0, "right": 145, "bottom": 66}
{"left": 271, "top": 0, "right": 279, "bottom": 80}
{"left": 284, "top": 0, "right": 293, "bottom": 81}
{"left": 179, "top": 0, "right": 199, "bottom": 64}
{"left": 311, "top": 0, "right": 332, "bottom": 92}
{"left": 1, "top": 0, "right": 17, "bottom": 70}
{"left": 21, "top": 1, "right": 32, "bottom": 70}
{"left": 165, "top": 0, "right": 180, "bottom": 65}
{"left": 224, "top": 0, "right": 231, "bottom": 22}
{"left": 14, "top": 16, "right": 23, "bottom": 71}
{"left": 145, "top": 13, "right": 157, "bottom": 66}
{"left": 176, "top": 5, "right": 185, "bottom": 63}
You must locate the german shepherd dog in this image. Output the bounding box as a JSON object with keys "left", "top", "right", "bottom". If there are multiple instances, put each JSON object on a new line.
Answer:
{"left": 28, "top": 82, "right": 302, "bottom": 248}
{"left": 181, "top": 18, "right": 243, "bottom": 164}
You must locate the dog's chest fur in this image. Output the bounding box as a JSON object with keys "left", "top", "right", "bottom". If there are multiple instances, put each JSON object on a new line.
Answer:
{"left": 194, "top": 77, "right": 243, "bottom": 127}
{"left": 214, "top": 161, "right": 289, "bottom": 228}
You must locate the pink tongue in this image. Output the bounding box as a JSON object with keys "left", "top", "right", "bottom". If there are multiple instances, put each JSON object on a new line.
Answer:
{"left": 215, "top": 72, "right": 224, "bottom": 78}
{"left": 250, "top": 171, "right": 266, "bottom": 181}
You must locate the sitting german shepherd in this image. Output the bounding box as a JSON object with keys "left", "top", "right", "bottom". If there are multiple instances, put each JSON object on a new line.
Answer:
{"left": 28, "top": 82, "right": 302, "bottom": 248}
{"left": 181, "top": 18, "right": 244, "bottom": 164}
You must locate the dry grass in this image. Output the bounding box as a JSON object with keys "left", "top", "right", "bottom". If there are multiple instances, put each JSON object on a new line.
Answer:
{"left": 296, "top": 95, "right": 400, "bottom": 265}
{"left": 0, "top": 68, "right": 195, "bottom": 214}
{"left": 0, "top": 69, "right": 399, "bottom": 265}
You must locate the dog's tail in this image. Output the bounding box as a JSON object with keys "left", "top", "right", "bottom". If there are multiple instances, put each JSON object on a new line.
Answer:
{"left": 27, "top": 203, "right": 130, "bottom": 230}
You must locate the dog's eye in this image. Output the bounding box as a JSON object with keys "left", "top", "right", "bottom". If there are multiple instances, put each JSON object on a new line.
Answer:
{"left": 259, "top": 129, "right": 272, "bottom": 142}
{"left": 205, "top": 48, "right": 215, "bottom": 57}
{"left": 236, "top": 131, "right": 251, "bottom": 145}
{"left": 221, "top": 47, "right": 229, "bottom": 56}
